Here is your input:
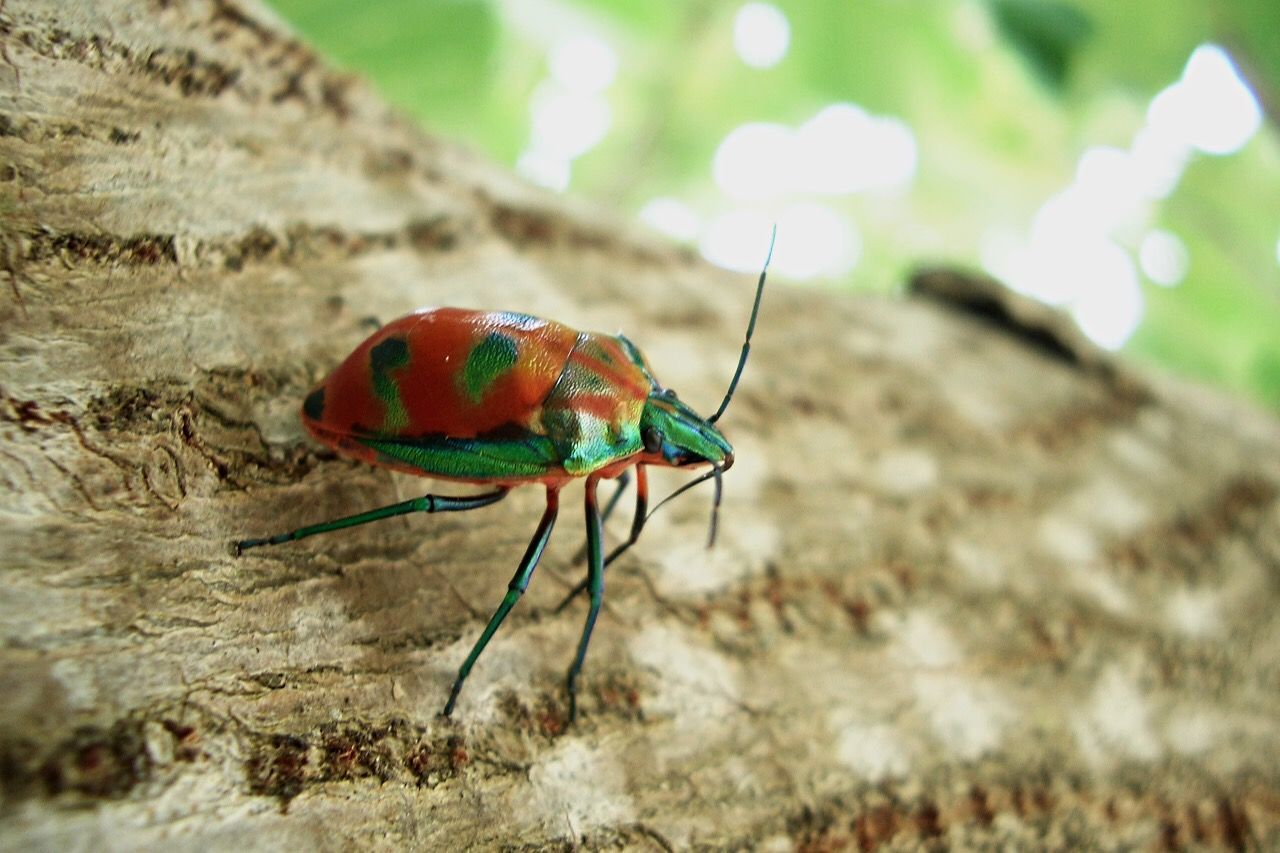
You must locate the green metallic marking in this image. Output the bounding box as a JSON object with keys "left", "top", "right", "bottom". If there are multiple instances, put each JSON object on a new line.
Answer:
{"left": 360, "top": 431, "right": 560, "bottom": 480}
{"left": 615, "top": 335, "right": 651, "bottom": 375}
{"left": 638, "top": 394, "right": 732, "bottom": 466}
{"left": 460, "top": 332, "right": 520, "bottom": 403}
{"left": 370, "top": 337, "right": 410, "bottom": 432}
{"left": 578, "top": 371, "right": 613, "bottom": 395}
{"left": 571, "top": 338, "right": 626, "bottom": 394}
{"left": 546, "top": 410, "right": 641, "bottom": 476}
{"left": 540, "top": 337, "right": 647, "bottom": 475}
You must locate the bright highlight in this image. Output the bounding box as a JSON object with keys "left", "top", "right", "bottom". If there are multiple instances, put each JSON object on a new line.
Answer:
{"left": 711, "top": 104, "right": 918, "bottom": 201}
{"left": 983, "top": 43, "right": 1260, "bottom": 350}
{"left": 733, "top": 3, "right": 790, "bottom": 69}
{"left": 639, "top": 198, "right": 702, "bottom": 243}
{"left": 549, "top": 35, "right": 618, "bottom": 94}
{"left": 1139, "top": 230, "right": 1189, "bottom": 287}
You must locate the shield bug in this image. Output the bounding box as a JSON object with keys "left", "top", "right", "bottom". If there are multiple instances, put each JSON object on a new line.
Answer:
{"left": 236, "top": 230, "right": 775, "bottom": 720}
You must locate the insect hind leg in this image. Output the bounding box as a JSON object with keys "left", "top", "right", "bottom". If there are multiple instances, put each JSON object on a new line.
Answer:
{"left": 234, "top": 488, "right": 509, "bottom": 554}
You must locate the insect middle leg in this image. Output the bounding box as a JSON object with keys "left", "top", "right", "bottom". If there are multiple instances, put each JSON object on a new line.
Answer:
{"left": 565, "top": 476, "right": 605, "bottom": 722}
{"left": 442, "top": 486, "right": 560, "bottom": 717}
{"left": 556, "top": 464, "right": 647, "bottom": 613}
{"left": 234, "top": 488, "right": 510, "bottom": 553}
{"left": 599, "top": 468, "right": 632, "bottom": 524}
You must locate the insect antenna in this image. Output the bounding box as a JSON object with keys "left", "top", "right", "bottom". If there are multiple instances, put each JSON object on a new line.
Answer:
{"left": 647, "top": 465, "right": 719, "bottom": 517}
{"left": 639, "top": 462, "right": 725, "bottom": 547}
{"left": 708, "top": 464, "right": 723, "bottom": 547}
{"left": 626, "top": 229, "right": 774, "bottom": 554}
{"left": 708, "top": 224, "right": 776, "bottom": 424}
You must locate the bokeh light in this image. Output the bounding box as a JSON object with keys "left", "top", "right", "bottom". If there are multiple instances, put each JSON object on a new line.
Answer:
{"left": 529, "top": 83, "right": 611, "bottom": 161}
{"left": 981, "top": 42, "right": 1264, "bottom": 350}
{"left": 1067, "top": 240, "right": 1144, "bottom": 351}
{"left": 1139, "top": 230, "right": 1189, "bottom": 287}
{"left": 549, "top": 34, "right": 617, "bottom": 94}
{"left": 712, "top": 123, "right": 794, "bottom": 201}
{"left": 793, "top": 105, "right": 917, "bottom": 195}
{"left": 1148, "top": 45, "right": 1262, "bottom": 156}
{"left": 701, "top": 100, "right": 913, "bottom": 280}
{"left": 1126, "top": 126, "right": 1190, "bottom": 200}
{"left": 710, "top": 106, "right": 918, "bottom": 204}
{"left": 268, "top": 0, "right": 1280, "bottom": 407}
{"left": 516, "top": 149, "right": 571, "bottom": 192}
{"left": 639, "top": 197, "right": 702, "bottom": 243}
{"left": 700, "top": 210, "right": 776, "bottom": 274}
{"left": 733, "top": 3, "right": 790, "bottom": 70}
{"left": 773, "top": 203, "right": 859, "bottom": 279}
{"left": 515, "top": 28, "right": 619, "bottom": 192}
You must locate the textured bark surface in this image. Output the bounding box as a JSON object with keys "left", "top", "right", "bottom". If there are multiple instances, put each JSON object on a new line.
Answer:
{"left": 3, "top": 2, "right": 1280, "bottom": 850}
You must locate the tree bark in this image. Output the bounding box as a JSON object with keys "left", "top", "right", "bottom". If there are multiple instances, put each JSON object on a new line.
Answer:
{"left": 3, "top": 2, "right": 1279, "bottom": 849}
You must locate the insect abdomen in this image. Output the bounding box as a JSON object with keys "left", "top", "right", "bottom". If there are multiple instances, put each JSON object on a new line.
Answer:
{"left": 302, "top": 308, "right": 578, "bottom": 444}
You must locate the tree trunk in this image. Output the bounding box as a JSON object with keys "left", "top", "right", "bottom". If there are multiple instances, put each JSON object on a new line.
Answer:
{"left": 3, "top": 2, "right": 1279, "bottom": 849}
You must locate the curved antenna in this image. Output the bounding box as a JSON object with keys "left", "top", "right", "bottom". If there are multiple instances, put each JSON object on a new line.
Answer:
{"left": 707, "top": 465, "right": 723, "bottom": 547}
{"left": 708, "top": 224, "right": 776, "bottom": 424}
{"left": 600, "top": 229, "right": 775, "bottom": 560}
{"left": 638, "top": 463, "right": 724, "bottom": 549}
{"left": 646, "top": 465, "right": 718, "bottom": 515}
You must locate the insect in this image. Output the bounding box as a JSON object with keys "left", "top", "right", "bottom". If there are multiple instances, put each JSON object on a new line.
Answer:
{"left": 236, "top": 230, "right": 774, "bottom": 720}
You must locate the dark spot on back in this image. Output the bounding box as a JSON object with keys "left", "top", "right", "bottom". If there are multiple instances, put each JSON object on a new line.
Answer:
{"left": 370, "top": 337, "right": 410, "bottom": 373}
{"left": 303, "top": 387, "right": 325, "bottom": 421}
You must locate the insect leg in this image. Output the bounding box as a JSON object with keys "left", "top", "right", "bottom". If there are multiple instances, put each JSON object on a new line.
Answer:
{"left": 442, "top": 486, "right": 560, "bottom": 717}
{"left": 565, "top": 476, "right": 605, "bottom": 722}
{"left": 599, "top": 469, "right": 631, "bottom": 524}
{"left": 618, "top": 463, "right": 649, "bottom": 555}
{"left": 555, "top": 465, "right": 647, "bottom": 613}
{"left": 568, "top": 469, "right": 630, "bottom": 565}
{"left": 234, "top": 488, "right": 509, "bottom": 553}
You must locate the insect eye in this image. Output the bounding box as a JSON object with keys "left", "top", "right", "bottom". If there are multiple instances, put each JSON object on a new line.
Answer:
{"left": 661, "top": 388, "right": 678, "bottom": 400}
{"left": 641, "top": 426, "right": 662, "bottom": 453}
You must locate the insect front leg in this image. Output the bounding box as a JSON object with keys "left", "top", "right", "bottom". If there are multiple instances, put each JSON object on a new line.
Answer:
{"left": 565, "top": 476, "right": 605, "bottom": 722}
{"left": 566, "top": 469, "right": 629, "bottom": 564}
{"left": 234, "top": 488, "right": 510, "bottom": 553}
{"left": 442, "top": 486, "right": 560, "bottom": 718}
{"left": 555, "top": 464, "right": 648, "bottom": 613}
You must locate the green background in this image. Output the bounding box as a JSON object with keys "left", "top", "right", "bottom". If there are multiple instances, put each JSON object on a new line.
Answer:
{"left": 267, "top": 0, "right": 1280, "bottom": 409}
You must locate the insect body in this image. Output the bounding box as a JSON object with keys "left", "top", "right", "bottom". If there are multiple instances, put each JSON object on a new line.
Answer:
{"left": 236, "top": 231, "right": 774, "bottom": 720}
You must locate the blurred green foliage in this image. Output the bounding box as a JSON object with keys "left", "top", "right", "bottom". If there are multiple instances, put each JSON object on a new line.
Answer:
{"left": 990, "top": 0, "right": 1093, "bottom": 88}
{"left": 269, "top": 0, "right": 1280, "bottom": 409}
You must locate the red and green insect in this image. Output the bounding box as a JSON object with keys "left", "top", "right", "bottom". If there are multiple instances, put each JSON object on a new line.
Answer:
{"left": 236, "top": 231, "right": 774, "bottom": 720}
